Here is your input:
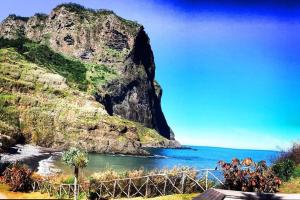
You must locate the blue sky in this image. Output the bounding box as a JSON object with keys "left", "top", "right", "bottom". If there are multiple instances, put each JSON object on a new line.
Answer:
{"left": 1, "top": 0, "right": 300, "bottom": 150}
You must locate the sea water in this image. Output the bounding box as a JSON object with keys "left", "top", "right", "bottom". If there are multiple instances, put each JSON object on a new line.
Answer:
{"left": 52, "top": 146, "right": 280, "bottom": 176}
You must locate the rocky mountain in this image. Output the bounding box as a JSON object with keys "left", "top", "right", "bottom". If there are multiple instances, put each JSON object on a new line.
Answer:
{"left": 0, "top": 3, "right": 180, "bottom": 154}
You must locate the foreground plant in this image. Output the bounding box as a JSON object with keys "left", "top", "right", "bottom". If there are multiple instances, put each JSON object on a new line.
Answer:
{"left": 2, "top": 162, "right": 33, "bottom": 192}
{"left": 89, "top": 166, "right": 200, "bottom": 198}
{"left": 272, "top": 159, "right": 295, "bottom": 182}
{"left": 62, "top": 147, "right": 88, "bottom": 200}
{"left": 272, "top": 143, "right": 300, "bottom": 181}
{"left": 218, "top": 158, "right": 281, "bottom": 193}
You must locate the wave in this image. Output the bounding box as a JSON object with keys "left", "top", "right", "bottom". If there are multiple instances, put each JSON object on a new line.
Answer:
{"left": 37, "top": 156, "right": 61, "bottom": 176}
{"left": 105, "top": 153, "right": 168, "bottom": 159}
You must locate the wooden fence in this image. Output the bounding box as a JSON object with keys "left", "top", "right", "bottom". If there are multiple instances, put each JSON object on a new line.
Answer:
{"left": 32, "top": 169, "right": 224, "bottom": 199}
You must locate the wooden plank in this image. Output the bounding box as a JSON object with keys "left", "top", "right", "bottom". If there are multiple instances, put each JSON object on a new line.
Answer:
{"left": 216, "top": 189, "right": 300, "bottom": 200}
{"left": 193, "top": 189, "right": 225, "bottom": 200}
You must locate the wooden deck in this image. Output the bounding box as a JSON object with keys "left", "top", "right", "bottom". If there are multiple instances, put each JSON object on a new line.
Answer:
{"left": 193, "top": 189, "right": 300, "bottom": 200}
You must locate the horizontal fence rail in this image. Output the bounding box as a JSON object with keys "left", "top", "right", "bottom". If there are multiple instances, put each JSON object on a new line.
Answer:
{"left": 32, "top": 169, "right": 224, "bottom": 199}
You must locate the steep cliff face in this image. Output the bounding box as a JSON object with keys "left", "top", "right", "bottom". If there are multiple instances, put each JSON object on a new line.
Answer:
{"left": 0, "top": 5, "right": 174, "bottom": 139}
{"left": 0, "top": 4, "right": 179, "bottom": 153}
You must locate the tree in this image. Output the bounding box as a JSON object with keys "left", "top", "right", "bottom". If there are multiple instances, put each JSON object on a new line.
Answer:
{"left": 62, "top": 147, "right": 88, "bottom": 200}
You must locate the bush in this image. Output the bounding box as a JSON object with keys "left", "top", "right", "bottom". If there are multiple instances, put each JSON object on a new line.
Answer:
{"left": 272, "top": 143, "right": 300, "bottom": 181}
{"left": 0, "top": 162, "right": 10, "bottom": 175}
{"left": 287, "top": 143, "right": 300, "bottom": 164}
{"left": 272, "top": 159, "right": 295, "bottom": 182}
{"left": 3, "top": 162, "right": 33, "bottom": 192}
{"left": 293, "top": 166, "right": 300, "bottom": 178}
{"left": 89, "top": 167, "right": 200, "bottom": 198}
{"left": 218, "top": 158, "right": 281, "bottom": 193}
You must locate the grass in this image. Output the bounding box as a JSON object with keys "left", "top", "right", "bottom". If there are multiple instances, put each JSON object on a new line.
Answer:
{"left": 279, "top": 177, "right": 300, "bottom": 193}
{"left": 279, "top": 165, "right": 300, "bottom": 193}
{"left": 105, "top": 115, "right": 166, "bottom": 145}
{"left": 0, "top": 182, "right": 197, "bottom": 200}
{"left": 0, "top": 183, "right": 52, "bottom": 199}
{"left": 23, "top": 42, "right": 88, "bottom": 90}
{"left": 0, "top": 93, "right": 19, "bottom": 129}
{"left": 116, "top": 193, "right": 198, "bottom": 200}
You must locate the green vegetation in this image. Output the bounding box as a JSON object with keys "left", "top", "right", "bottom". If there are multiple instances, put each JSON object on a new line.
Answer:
{"left": 272, "top": 159, "right": 295, "bottom": 182}
{"left": 274, "top": 143, "right": 300, "bottom": 193}
{"left": 62, "top": 147, "right": 88, "bottom": 200}
{"left": 0, "top": 45, "right": 99, "bottom": 146}
{"left": 0, "top": 38, "right": 117, "bottom": 92}
{"left": 273, "top": 143, "right": 300, "bottom": 182}
{"left": 23, "top": 42, "right": 88, "bottom": 90}
{"left": 279, "top": 177, "right": 300, "bottom": 193}
{"left": 54, "top": 3, "right": 114, "bottom": 16}
{"left": 86, "top": 62, "right": 117, "bottom": 90}
{"left": 7, "top": 14, "right": 29, "bottom": 21}
{"left": 0, "top": 28, "right": 165, "bottom": 153}
{"left": 90, "top": 167, "right": 199, "bottom": 199}
{"left": 280, "top": 165, "right": 300, "bottom": 193}
{"left": 137, "top": 125, "right": 165, "bottom": 145}
{"left": 0, "top": 94, "right": 18, "bottom": 124}
{"left": 53, "top": 3, "right": 140, "bottom": 36}
{"left": 34, "top": 13, "right": 47, "bottom": 20}
{"left": 293, "top": 165, "right": 300, "bottom": 177}
{"left": 105, "top": 116, "right": 166, "bottom": 145}
{"left": 116, "top": 15, "right": 140, "bottom": 30}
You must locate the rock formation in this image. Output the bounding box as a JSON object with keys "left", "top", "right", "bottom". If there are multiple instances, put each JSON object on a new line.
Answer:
{"left": 0, "top": 3, "right": 180, "bottom": 154}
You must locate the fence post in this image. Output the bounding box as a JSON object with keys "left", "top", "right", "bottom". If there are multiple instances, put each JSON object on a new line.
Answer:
{"left": 68, "top": 185, "right": 71, "bottom": 198}
{"left": 145, "top": 176, "right": 149, "bottom": 197}
{"left": 59, "top": 185, "right": 62, "bottom": 198}
{"left": 205, "top": 170, "right": 208, "bottom": 190}
{"left": 181, "top": 172, "right": 186, "bottom": 194}
{"left": 128, "top": 178, "right": 131, "bottom": 198}
{"left": 163, "top": 175, "right": 167, "bottom": 195}
{"left": 113, "top": 180, "right": 117, "bottom": 198}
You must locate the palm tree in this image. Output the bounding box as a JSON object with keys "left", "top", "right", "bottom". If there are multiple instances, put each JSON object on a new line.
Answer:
{"left": 62, "top": 147, "right": 88, "bottom": 200}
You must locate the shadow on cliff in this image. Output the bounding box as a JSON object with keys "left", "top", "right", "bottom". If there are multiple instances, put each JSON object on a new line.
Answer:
{"left": 131, "top": 28, "right": 173, "bottom": 139}
{"left": 0, "top": 37, "right": 88, "bottom": 91}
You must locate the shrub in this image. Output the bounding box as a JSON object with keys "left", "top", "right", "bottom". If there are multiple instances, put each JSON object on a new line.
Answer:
{"left": 62, "top": 147, "right": 88, "bottom": 200}
{"left": 287, "top": 143, "right": 300, "bottom": 164}
{"left": 89, "top": 167, "right": 200, "bottom": 198}
{"left": 62, "top": 176, "right": 75, "bottom": 184}
{"left": 218, "top": 158, "right": 281, "bottom": 193}
{"left": 3, "top": 162, "right": 33, "bottom": 192}
{"left": 0, "top": 162, "right": 10, "bottom": 176}
{"left": 272, "top": 143, "right": 300, "bottom": 181}
{"left": 293, "top": 166, "right": 300, "bottom": 178}
{"left": 272, "top": 159, "right": 295, "bottom": 182}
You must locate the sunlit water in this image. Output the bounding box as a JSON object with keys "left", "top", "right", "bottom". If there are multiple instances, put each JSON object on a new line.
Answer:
{"left": 1, "top": 145, "right": 279, "bottom": 176}
{"left": 52, "top": 146, "right": 279, "bottom": 176}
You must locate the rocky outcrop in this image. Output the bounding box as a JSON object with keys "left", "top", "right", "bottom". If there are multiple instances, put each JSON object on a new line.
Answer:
{"left": 0, "top": 4, "right": 175, "bottom": 140}
{"left": 0, "top": 47, "right": 175, "bottom": 155}
{"left": 0, "top": 4, "right": 180, "bottom": 154}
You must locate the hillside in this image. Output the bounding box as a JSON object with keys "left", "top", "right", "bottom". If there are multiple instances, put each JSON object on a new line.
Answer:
{"left": 0, "top": 3, "right": 180, "bottom": 154}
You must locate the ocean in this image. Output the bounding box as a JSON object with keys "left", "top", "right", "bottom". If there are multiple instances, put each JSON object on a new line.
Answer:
{"left": 51, "top": 146, "right": 280, "bottom": 176}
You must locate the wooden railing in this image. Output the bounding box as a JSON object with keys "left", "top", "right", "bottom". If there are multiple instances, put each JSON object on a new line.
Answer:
{"left": 32, "top": 169, "right": 224, "bottom": 199}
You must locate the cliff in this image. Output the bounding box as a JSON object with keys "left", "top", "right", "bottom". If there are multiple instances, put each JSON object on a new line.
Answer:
{"left": 0, "top": 3, "right": 180, "bottom": 154}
